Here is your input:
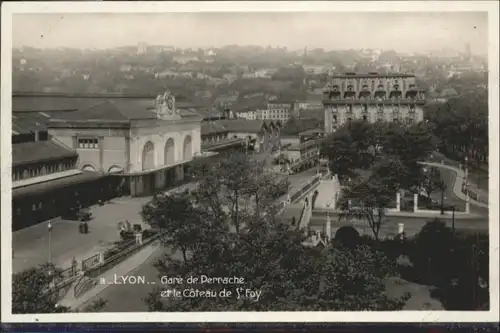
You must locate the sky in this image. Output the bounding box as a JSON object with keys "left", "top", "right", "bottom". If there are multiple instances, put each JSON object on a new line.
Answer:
{"left": 12, "top": 12, "right": 488, "bottom": 54}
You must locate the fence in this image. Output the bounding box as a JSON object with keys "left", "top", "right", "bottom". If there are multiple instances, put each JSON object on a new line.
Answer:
{"left": 81, "top": 253, "right": 101, "bottom": 271}
{"left": 60, "top": 265, "right": 78, "bottom": 280}
{"left": 290, "top": 177, "right": 320, "bottom": 203}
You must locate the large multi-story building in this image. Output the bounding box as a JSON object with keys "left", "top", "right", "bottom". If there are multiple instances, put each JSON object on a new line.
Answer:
{"left": 322, "top": 72, "right": 425, "bottom": 133}
{"left": 260, "top": 101, "right": 293, "bottom": 122}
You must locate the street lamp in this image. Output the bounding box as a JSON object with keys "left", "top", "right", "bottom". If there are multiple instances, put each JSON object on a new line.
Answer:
{"left": 451, "top": 204, "right": 456, "bottom": 236}
{"left": 316, "top": 149, "right": 320, "bottom": 176}
{"left": 47, "top": 220, "right": 53, "bottom": 266}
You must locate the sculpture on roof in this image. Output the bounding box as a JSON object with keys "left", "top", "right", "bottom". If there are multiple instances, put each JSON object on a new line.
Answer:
{"left": 155, "top": 91, "right": 177, "bottom": 119}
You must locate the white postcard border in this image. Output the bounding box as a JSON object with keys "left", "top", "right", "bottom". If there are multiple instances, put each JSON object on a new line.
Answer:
{"left": 1, "top": 1, "right": 499, "bottom": 323}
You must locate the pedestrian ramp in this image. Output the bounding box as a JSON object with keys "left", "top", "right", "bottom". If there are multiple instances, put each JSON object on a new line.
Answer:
{"left": 312, "top": 176, "right": 342, "bottom": 210}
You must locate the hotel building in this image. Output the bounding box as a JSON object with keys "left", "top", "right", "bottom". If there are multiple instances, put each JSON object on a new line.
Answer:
{"left": 322, "top": 72, "right": 426, "bottom": 133}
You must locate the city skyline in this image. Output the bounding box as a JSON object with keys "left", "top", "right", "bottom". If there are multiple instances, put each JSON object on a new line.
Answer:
{"left": 13, "top": 12, "right": 488, "bottom": 55}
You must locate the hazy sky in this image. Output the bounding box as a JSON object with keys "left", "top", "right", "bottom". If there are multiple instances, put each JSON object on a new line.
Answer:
{"left": 13, "top": 12, "right": 488, "bottom": 54}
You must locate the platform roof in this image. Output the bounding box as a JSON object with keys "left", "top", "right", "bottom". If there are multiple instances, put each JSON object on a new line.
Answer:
{"left": 12, "top": 140, "right": 77, "bottom": 167}
{"left": 12, "top": 170, "right": 103, "bottom": 198}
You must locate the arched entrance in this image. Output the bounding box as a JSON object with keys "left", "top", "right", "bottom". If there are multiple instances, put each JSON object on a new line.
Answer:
{"left": 82, "top": 164, "right": 96, "bottom": 172}
{"left": 164, "top": 138, "right": 176, "bottom": 165}
{"left": 142, "top": 141, "right": 155, "bottom": 171}
{"left": 183, "top": 135, "right": 192, "bottom": 161}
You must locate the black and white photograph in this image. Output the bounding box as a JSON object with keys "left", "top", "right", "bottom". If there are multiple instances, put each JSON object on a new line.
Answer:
{"left": 1, "top": 1, "right": 498, "bottom": 322}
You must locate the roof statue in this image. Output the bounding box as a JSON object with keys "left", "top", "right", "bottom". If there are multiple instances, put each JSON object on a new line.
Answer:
{"left": 155, "top": 91, "right": 178, "bottom": 120}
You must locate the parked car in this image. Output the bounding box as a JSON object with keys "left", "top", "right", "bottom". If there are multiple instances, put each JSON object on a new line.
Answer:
{"left": 77, "top": 208, "right": 92, "bottom": 221}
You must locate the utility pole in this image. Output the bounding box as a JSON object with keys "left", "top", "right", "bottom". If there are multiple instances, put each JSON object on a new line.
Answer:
{"left": 451, "top": 205, "right": 455, "bottom": 236}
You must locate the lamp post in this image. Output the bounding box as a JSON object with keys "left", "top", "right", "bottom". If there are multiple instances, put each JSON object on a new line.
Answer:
{"left": 47, "top": 220, "right": 53, "bottom": 264}
{"left": 316, "top": 150, "right": 320, "bottom": 176}
{"left": 47, "top": 220, "right": 53, "bottom": 275}
{"left": 451, "top": 204, "right": 456, "bottom": 236}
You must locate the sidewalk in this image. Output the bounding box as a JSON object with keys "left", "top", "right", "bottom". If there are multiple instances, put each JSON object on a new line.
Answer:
{"left": 420, "top": 162, "right": 488, "bottom": 208}
{"left": 12, "top": 196, "right": 151, "bottom": 274}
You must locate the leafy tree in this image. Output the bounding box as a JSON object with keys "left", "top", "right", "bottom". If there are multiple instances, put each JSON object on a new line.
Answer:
{"left": 144, "top": 154, "right": 408, "bottom": 311}
{"left": 321, "top": 131, "right": 361, "bottom": 181}
{"left": 13, "top": 264, "right": 107, "bottom": 314}
{"left": 141, "top": 191, "right": 202, "bottom": 263}
{"left": 422, "top": 167, "right": 443, "bottom": 198}
{"left": 337, "top": 171, "right": 394, "bottom": 241}
{"left": 405, "top": 220, "right": 489, "bottom": 310}
{"left": 12, "top": 264, "right": 60, "bottom": 314}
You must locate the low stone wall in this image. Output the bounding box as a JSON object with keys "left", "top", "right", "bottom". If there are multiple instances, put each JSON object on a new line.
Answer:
{"left": 413, "top": 209, "right": 470, "bottom": 216}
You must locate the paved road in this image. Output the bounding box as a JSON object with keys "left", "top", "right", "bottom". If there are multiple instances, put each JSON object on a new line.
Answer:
{"left": 431, "top": 167, "right": 488, "bottom": 216}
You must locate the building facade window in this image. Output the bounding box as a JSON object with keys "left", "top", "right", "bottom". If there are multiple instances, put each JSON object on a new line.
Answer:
{"left": 78, "top": 138, "right": 99, "bottom": 149}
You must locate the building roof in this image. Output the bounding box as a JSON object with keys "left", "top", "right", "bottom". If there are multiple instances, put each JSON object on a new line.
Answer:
{"left": 12, "top": 92, "right": 204, "bottom": 113}
{"left": 299, "top": 108, "right": 325, "bottom": 122}
{"left": 202, "top": 138, "right": 245, "bottom": 151}
{"left": 195, "top": 109, "right": 224, "bottom": 120}
{"left": 288, "top": 139, "right": 320, "bottom": 151}
{"left": 280, "top": 117, "right": 322, "bottom": 137}
{"left": 201, "top": 121, "right": 228, "bottom": 135}
{"left": 330, "top": 72, "right": 415, "bottom": 78}
{"left": 299, "top": 128, "right": 324, "bottom": 137}
{"left": 12, "top": 139, "right": 77, "bottom": 167}
{"left": 46, "top": 100, "right": 158, "bottom": 122}
{"left": 12, "top": 113, "right": 51, "bottom": 135}
{"left": 217, "top": 119, "right": 279, "bottom": 134}
{"left": 440, "top": 88, "right": 459, "bottom": 97}
{"left": 13, "top": 170, "right": 104, "bottom": 198}
{"left": 267, "top": 100, "right": 293, "bottom": 105}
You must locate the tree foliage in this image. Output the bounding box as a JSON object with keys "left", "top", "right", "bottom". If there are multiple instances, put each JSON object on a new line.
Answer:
{"left": 404, "top": 219, "right": 489, "bottom": 310}
{"left": 425, "top": 93, "right": 488, "bottom": 165}
{"left": 12, "top": 264, "right": 107, "bottom": 314}
{"left": 12, "top": 264, "right": 60, "bottom": 314}
{"left": 337, "top": 170, "right": 394, "bottom": 241}
{"left": 144, "top": 153, "right": 408, "bottom": 311}
{"left": 321, "top": 120, "right": 435, "bottom": 191}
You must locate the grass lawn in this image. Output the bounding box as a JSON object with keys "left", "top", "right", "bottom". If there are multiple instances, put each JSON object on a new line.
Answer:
{"left": 385, "top": 276, "right": 444, "bottom": 310}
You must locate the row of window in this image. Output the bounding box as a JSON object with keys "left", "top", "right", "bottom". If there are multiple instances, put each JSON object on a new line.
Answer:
{"left": 328, "top": 95, "right": 423, "bottom": 101}
{"left": 333, "top": 115, "right": 416, "bottom": 123}
{"left": 13, "top": 160, "right": 75, "bottom": 181}
{"left": 333, "top": 106, "right": 419, "bottom": 113}
{"left": 78, "top": 138, "right": 99, "bottom": 149}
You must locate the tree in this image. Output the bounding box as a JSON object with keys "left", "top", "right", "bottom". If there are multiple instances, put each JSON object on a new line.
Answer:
{"left": 144, "top": 154, "right": 408, "bottom": 311}
{"left": 321, "top": 131, "right": 361, "bottom": 181}
{"left": 13, "top": 264, "right": 107, "bottom": 314}
{"left": 436, "top": 179, "right": 447, "bottom": 215}
{"left": 422, "top": 167, "right": 443, "bottom": 198}
{"left": 12, "top": 264, "right": 60, "bottom": 314}
{"left": 406, "top": 220, "right": 489, "bottom": 310}
{"left": 337, "top": 174, "right": 394, "bottom": 241}
{"left": 141, "top": 190, "right": 202, "bottom": 263}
